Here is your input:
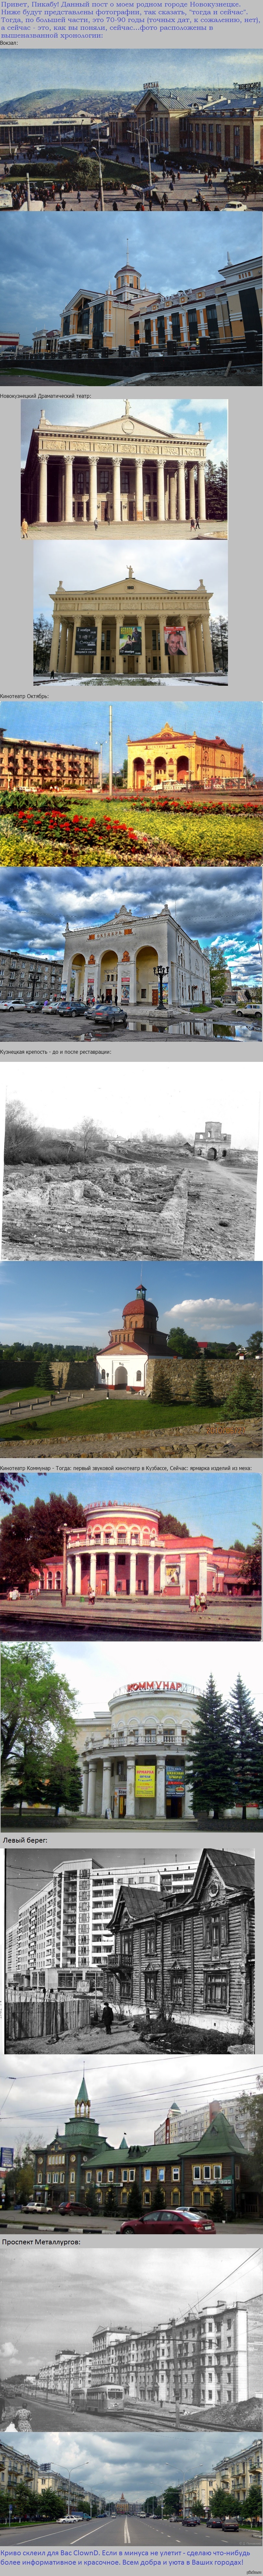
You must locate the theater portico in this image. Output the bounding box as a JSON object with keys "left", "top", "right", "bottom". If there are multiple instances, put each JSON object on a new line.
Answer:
{"left": 49, "top": 569, "right": 215, "bottom": 679}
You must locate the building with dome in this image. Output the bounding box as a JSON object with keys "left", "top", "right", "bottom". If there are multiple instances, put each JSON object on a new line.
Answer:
{"left": 30, "top": 249, "right": 262, "bottom": 368}
{"left": 96, "top": 1279, "right": 168, "bottom": 1395}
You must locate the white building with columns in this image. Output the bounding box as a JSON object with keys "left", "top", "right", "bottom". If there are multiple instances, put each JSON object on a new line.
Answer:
{"left": 22, "top": 402, "right": 223, "bottom": 536}
{"left": 61, "top": 901, "right": 212, "bottom": 1029}
{"left": 81, "top": 1680, "right": 198, "bottom": 1822}
{"left": 49, "top": 567, "right": 215, "bottom": 679}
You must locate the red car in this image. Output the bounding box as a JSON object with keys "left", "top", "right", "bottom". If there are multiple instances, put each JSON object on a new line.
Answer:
{"left": 120, "top": 2207, "right": 215, "bottom": 2234}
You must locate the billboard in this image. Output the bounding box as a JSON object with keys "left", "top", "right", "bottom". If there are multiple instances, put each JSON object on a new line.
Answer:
{"left": 164, "top": 624, "right": 187, "bottom": 655}
{"left": 119, "top": 624, "right": 142, "bottom": 656}
{"left": 165, "top": 1763, "right": 185, "bottom": 1792}
{"left": 75, "top": 624, "right": 97, "bottom": 655}
{"left": 0, "top": 2147, "right": 14, "bottom": 2169}
{"left": 135, "top": 1763, "right": 155, "bottom": 1798}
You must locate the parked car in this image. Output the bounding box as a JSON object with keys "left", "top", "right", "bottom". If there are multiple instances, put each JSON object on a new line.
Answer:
{"left": 120, "top": 2207, "right": 216, "bottom": 2233}
{"left": 93, "top": 1004, "right": 128, "bottom": 1028}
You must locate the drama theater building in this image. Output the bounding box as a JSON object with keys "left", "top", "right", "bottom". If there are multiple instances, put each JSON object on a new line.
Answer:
{"left": 62, "top": 905, "right": 212, "bottom": 1027}
{"left": 81, "top": 1679, "right": 198, "bottom": 1821}
{"left": 31, "top": 252, "right": 262, "bottom": 366}
{"left": 22, "top": 404, "right": 221, "bottom": 535}
{"left": 127, "top": 723, "right": 244, "bottom": 792}
{"left": 49, "top": 569, "right": 215, "bottom": 678}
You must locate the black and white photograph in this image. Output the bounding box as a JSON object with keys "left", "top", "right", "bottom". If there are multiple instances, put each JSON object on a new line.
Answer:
{"left": 5, "top": 1833, "right": 256, "bottom": 2054}
{"left": 0, "top": 2235, "right": 262, "bottom": 2432}
{"left": 1, "top": 1060, "right": 260, "bottom": 1263}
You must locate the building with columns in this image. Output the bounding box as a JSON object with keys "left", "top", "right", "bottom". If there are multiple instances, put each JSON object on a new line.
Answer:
{"left": 22, "top": 403, "right": 224, "bottom": 535}
{"left": 80, "top": 1679, "right": 198, "bottom": 1822}
{"left": 61, "top": 902, "right": 212, "bottom": 1029}
{"left": 49, "top": 568, "right": 215, "bottom": 679}
{"left": 27, "top": 1509, "right": 251, "bottom": 1619}
{"left": 127, "top": 721, "right": 244, "bottom": 791}
{"left": 29, "top": 251, "right": 262, "bottom": 370}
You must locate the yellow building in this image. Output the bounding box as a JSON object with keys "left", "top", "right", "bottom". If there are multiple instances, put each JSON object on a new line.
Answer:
{"left": 181, "top": 2439, "right": 262, "bottom": 2513}
{"left": 49, "top": 567, "right": 214, "bottom": 679}
{"left": 127, "top": 723, "right": 243, "bottom": 793}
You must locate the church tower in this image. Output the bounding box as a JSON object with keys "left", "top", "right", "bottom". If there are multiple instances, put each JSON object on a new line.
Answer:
{"left": 75, "top": 2068, "right": 91, "bottom": 2119}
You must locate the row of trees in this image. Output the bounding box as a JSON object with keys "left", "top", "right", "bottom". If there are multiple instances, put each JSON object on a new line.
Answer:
{"left": 1, "top": 1651, "right": 263, "bottom": 1821}
{"left": 0, "top": 1341, "right": 97, "bottom": 1393}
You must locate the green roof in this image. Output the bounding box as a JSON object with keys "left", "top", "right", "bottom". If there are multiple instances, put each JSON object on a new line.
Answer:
{"left": 76, "top": 2073, "right": 90, "bottom": 2107}
{"left": 35, "top": 2108, "right": 247, "bottom": 2173}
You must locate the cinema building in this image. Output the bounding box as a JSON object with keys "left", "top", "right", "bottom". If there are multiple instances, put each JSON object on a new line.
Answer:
{"left": 62, "top": 904, "right": 212, "bottom": 1029}
{"left": 127, "top": 722, "right": 244, "bottom": 791}
{"left": 21, "top": 404, "right": 224, "bottom": 536}
{"left": 106, "top": 1850, "right": 255, "bottom": 2036}
{"left": 49, "top": 569, "right": 215, "bottom": 678}
{"left": 81, "top": 1679, "right": 198, "bottom": 1822}
{"left": 31, "top": 251, "right": 262, "bottom": 369}
{"left": 27, "top": 1508, "right": 253, "bottom": 1619}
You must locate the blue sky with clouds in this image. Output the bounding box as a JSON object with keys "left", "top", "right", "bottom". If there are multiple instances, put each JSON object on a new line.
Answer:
{"left": 1, "top": 2421, "right": 262, "bottom": 2497}
{"left": 0, "top": 863, "right": 261, "bottom": 988}
{"left": 0, "top": 1256, "right": 261, "bottom": 1346}
{"left": 2, "top": 695, "right": 260, "bottom": 766}
{"left": 1, "top": 44, "right": 263, "bottom": 98}
{"left": 1, "top": 210, "right": 261, "bottom": 338}
{"left": 1, "top": 2048, "right": 260, "bottom": 2152}
{"left": 21, "top": 393, "right": 228, "bottom": 469}
{"left": 33, "top": 532, "right": 228, "bottom": 625}
{"left": 0, "top": 1465, "right": 260, "bottom": 1544}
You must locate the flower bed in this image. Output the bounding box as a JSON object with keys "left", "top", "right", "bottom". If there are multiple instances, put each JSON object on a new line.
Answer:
{"left": 0, "top": 790, "right": 261, "bottom": 869}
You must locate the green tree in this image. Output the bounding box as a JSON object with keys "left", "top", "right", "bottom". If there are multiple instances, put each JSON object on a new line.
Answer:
{"left": 185, "top": 1672, "right": 234, "bottom": 1819}
{"left": 238, "top": 2086, "right": 263, "bottom": 2198}
{"left": 246, "top": 1331, "right": 262, "bottom": 1356}
{"left": 162, "top": 2488, "right": 181, "bottom": 2517}
{"left": 228, "top": 1674, "right": 263, "bottom": 1818}
{"left": 204, "top": 944, "right": 229, "bottom": 1001}
{"left": 0, "top": 1487, "right": 87, "bottom": 1596}
{"left": 222, "top": 1369, "right": 261, "bottom": 1419}
{"left": 152, "top": 2180, "right": 165, "bottom": 2208}
{"left": 193, "top": 1354, "right": 213, "bottom": 1406}
{"left": 242, "top": 1525, "right": 262, "bottom": 1594}
{"left": 210, "top": 2489, "right": 240, "bottom": 2520}
{"left": 1, "top": 1642, "right": 81, "bottom": 1819}
{"left": 242, "top": 2486, "right": 262, "bottom": 2523}
{"left": 167, "top": 1328, "right": 198, "bottom": 1355}
{"left": 46, "top": 1749, "right": 82, "bottom": 1817}
{"left": 126, "top": 2178, "right": 141, "bottom": 2216}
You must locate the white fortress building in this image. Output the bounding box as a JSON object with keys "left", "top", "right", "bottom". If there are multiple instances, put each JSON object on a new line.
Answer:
{"left": 61, "top": 902, "right": 212, "bottom": 1031}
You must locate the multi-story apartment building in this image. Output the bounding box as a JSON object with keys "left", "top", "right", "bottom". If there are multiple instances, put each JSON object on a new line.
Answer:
{"left": 28, "top": 2296, "right": 261, "bottom": 2418}
{"left": 181, "top": 2438, "right": 262, "bottom": 2511}
{"left": 0, "top": 2440, "right": 92, "bottom": 2508}
{"left": 155, "top": 2094, "right": 260, "bottom": 2147}
{"left": 0, "top": 726, "right": 99, "bottom": 792}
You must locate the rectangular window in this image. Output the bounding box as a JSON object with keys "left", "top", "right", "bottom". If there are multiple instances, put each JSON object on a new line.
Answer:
{"left": 206, "top": 305, "right": 220, "bottom": 341}
{"left": 209, "top": 123, "right": 214, "bottom": 152}
{"left": 187, "top": 307, "right": 198, "bottom": 344}
{"left": 224, "top": 123, "right": 231, "bottom": 154}
{"left": 216, "top": 125, "right": 221, "bottom": 153}
{"left": 195, "top": 122, "right": 199, "bottom": 149}
{"left": 158, "top": 2167, "right": 165, "bottom": 2181}
{"left": 202, "top": 122, "right": 207, "bottom": 151}
{"left": 234, "top": 124, "right": 240, "bottom": 159}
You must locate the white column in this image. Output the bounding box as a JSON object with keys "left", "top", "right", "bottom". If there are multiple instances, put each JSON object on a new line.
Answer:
{"left": 67, "top": 1559, "right": 73, "bottom": 1595}
{"left": 50, "top": 614, "right": 61, "bottom": 674}
{"left": 148, "top": 1548, "right": 155, "bottom": 1597}
{"left": 197, "top": 461, "right": 206, "bottom": 520}
{"left": 180, "top": 1553, "right": 186, "bottom": 1597}
{"left": 93, "top": 616, "right": 102, "bottom": 676}
{"left": 196, "top": 620, "right": 206, "bottom": 676}
{"left": 113, "top": 456, "right": 121, "bottom": 521}
{"left": 102, "top": 1758, "right": 112, "bottom": 1810}
{"left": 39, "top": 453, "right": 47, "bottom": 524}
{"left": 129, "top": 1546, "right": 137, "bottom": 1597}
{"left": 87, "top": 1762, "right": 96, "bottom": 1817}
{"left": 82, "top": 1764, "right": 89, "bottom": 1815}
{"left": 190, "top": 624, "right": 198, "bottom": 673}
{"left": 90, "top": 1548, "right": 97, "bottom": 1592}
{"left": 188, "top": 465, "right": 196, "bottom": 519}
{"left": 58, "top": 621, "right": 68, "bottom": 673}
{"left": 169, "top": 472, "right": 177, "bottom": 522}
{"left": 202, "top": 616, "right": 214, "bottom": 675}
{"left": 108, "top": 1549, "right": 115, "bottom": 1598}
{"left": 83, "top": 959, "right": 90, "bottom": 1003}
{"left": 159, "top": 621, "right": 167, "bottom": 675}
{"left": 157, "top": 458, "right": 165, "bottom": 522}
{"left": 126, "top": 1759, "right": 136, "bottom": 1818}
{"left": 65, "top": 454, "right": 73, "bottom": 524}
{"left": 75, "top": 1551, "right": 82, "bottom": 1595}
{"left": 156, "top": 1760, "right": 166, "bottom": 1817}
{"left": 89, "top": 457, "right": 97, "bottom": 518}
{"left": 199, "top": 1549, "right": 208, "bottom": 1593}
{"left": 135, "top": 457, "right": 143, "bottom": 520}
{"left": 65, "top": 623, "right": 74, "bottom": 672}
{"left": 177, "top": 461, "right": 186, "bottom": 522}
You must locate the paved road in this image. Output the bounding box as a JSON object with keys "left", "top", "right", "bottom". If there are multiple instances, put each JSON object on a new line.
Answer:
{"left": 6, "top": 171, "right": 263, "bottom": 208}
{"left": 1, "top": 2510, "right": 261, "bottom": 2545}
{"left": 0, "top": 1595, "right": 260, "bottom": 1639}
{"left": 0, "top": 1007, "right": 260, "bottom": 1058}
{"left": 0, "top": 1384, "right": 105, "bottom": 1427}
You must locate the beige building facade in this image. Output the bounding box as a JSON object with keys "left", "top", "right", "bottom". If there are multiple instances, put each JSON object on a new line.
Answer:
{"left": 127, "top": 721, "right": 243, "bottom": 791}
{"left": 181, "top": 2439, "right": 262, "bottom": 2512}
{"left": 54, "top": 253, "right": 262, "bottom": 366}
{"left": 61, "top": 901, "right": 212, "bottom": 1029}
{"left": 22, "top": 402, "right": 224, "bottom": 535}
{"left": 49, "top": 568, "right": 215, "bottom": 678}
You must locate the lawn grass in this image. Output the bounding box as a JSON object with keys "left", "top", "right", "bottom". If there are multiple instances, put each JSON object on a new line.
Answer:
{"left": 0, "top": 1395, "right": 256, "bottom": 1446}
{"left": 0, "top": 794, "right": 261, "bottom": 870}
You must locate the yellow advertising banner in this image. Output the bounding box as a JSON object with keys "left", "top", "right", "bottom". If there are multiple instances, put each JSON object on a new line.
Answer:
{"left": 135, "top": 1763, "right": 155, "bottom": 1798}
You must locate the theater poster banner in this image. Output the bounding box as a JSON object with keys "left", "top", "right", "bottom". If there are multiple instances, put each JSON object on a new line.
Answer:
{"left": 164, "top": 624, "right": 187, "bottom": 654}
{"left": 165, "top": 1761, "right": 185, "bottom": 1813}
{"left": 135, "top": 1763, "right": 155, "bottom": 1798}
{"left": 75, "top": 624, "right": 97, "bottom": 655}
{"left": 119, "top": 624, "right": 142, "bottom": 656}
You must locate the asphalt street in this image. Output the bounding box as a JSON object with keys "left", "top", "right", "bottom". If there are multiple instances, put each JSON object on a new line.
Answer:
{"left": 0, "top": 1596, "right": 260, "bottom": 1638}
{"left": 1, "top": 2512, "right": 261, "bottom": 2545}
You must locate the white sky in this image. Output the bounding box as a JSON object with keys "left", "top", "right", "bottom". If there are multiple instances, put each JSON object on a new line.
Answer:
{"left": 0, "top": 2050, "right": 261, "bottom": 2154}
{"left": 4, "top": 1634, "right": 262, "bottom": 1738}
{"left": 3, "top": 1059, "right": 260, "bottom": 1148}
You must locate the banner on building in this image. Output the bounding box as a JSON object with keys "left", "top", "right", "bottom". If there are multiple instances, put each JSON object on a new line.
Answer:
{"left": 164, "top": 624, "right": 187, "bottom": 655}
{"left": 75, "top": 624, "right": 97, "bottom": 655}
{"left": 119, "top": 624, "right": 142, "bottom": 656}
{"left": 121, "top": 980, "right": 130, "bottom": 1003}
{"left": 135, "top": 1763, "right": 155, "bottom": 1798}
{"left": 0, "top": 2147, "right": 14, "bottom": 2169}
{"left": 165, "top": 1763, "right": 185, "bottom": 1792}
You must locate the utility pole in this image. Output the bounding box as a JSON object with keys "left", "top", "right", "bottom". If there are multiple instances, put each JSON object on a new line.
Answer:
{"left": 96, "top": 123, "right": 104, "bottom": 211}
{"left": 109, "top": 704, "right": 113, "bottom": 797}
